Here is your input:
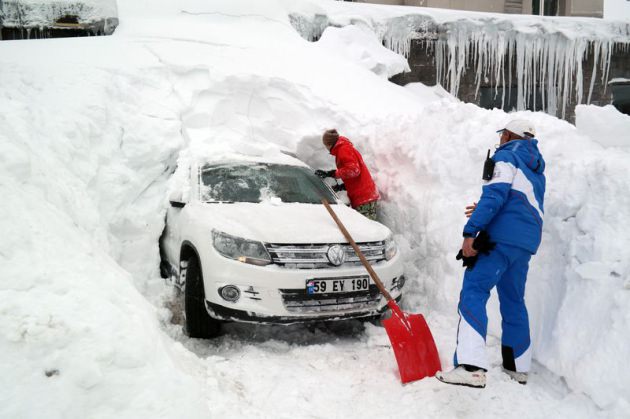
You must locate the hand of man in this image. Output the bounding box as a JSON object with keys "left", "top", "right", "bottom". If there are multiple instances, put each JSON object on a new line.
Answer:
{"left": 465, "top": 202, "right": 477, "bottom": 218}
{"left": 315, "top": 169, "right": 336, "bottom": 179}
{"left": 462, "top": 237, "right": 478, "bottom": 258}
{"left": 332, "top": 183, "right": 346, "bottom": 192}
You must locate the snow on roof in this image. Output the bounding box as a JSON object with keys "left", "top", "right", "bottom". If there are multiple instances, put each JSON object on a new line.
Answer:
{"left": 0, "top": 0, "right": 118, "bottom": 27}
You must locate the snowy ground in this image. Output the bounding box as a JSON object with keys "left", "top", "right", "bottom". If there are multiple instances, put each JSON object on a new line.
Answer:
{"left": 1, "top": 1, "right": 629, "bottom": 418}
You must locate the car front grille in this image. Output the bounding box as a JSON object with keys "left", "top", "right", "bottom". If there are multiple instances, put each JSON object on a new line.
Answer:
{"left": 279, "top": 283, "right": 381, "bottom": 314}
{"left": 266, "top": 241, "right": 386, "bottom": 269}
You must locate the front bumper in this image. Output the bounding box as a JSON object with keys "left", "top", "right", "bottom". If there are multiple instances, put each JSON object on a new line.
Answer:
{"left": 198, "top": 249, "right": 405, "bottom": 324}
{"left": 205, "top": 293, "right": 402, "bottom": 324}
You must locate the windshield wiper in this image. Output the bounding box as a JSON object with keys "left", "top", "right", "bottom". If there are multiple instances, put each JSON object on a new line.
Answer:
{"left": 204, "top": 200, "right": 235, "bottom": 204}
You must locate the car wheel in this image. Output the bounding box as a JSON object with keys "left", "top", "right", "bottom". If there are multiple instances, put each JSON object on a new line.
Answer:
{"left": 183, "top": 256, "right": 221, "bottom": 338}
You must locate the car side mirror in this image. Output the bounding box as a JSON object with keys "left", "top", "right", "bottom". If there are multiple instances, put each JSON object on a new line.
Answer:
{"left": 169, "top": 190, "right": 186, "bottom": 208}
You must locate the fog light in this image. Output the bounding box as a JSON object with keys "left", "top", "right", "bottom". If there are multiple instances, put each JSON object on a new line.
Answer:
{"left": 219, "top": 285, "right": 240, "bottom": 302}
{"left": 397, "top": 275, "right": 406, "bottom": 290}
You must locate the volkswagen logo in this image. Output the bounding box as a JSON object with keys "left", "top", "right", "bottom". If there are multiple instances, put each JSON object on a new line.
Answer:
{"left": 326, "top": 244, "right": 346, "bottom": 266}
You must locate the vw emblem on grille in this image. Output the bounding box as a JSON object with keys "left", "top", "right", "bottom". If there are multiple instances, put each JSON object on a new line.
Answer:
{"left": 326, "top": 245, "right": 346, "bottom": 266}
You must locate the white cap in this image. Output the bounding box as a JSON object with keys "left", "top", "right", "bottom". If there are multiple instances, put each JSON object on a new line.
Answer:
{"left": 497, "top": 119, "right": 536, "bottom": 138}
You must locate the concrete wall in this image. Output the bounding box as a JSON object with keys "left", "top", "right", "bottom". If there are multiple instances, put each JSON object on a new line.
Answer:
{"left": 390, "top": 39, "right": 630, "bottom": 121}
{"left": 566, "top": 0, "right": 604, "bottom": 17}
{"left": 419, "top": 0, "right": 505, "bottom": 13}
{"left": 356, "top": 0, "right": 405, "bottom": 4}
{"left": 356, "top": 0, "right": 508, "bottom": 11}
{"left": 356, "top": 0, "right": 603, "bottom": 16}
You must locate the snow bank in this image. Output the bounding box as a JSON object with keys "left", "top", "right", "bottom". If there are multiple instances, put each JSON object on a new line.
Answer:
{"left": 2, "top": 0, "right": 630, "bottom": 417}
{"left": 0, "top": 38, "right": 208, "bottom": 419}
{"left": 575, "top": 104, "right": 630, "bottom": 147}
{"left": 345, "top": 104, "right": 630, "bottom": 412}
{"left": 315, "top": 24, "right": 410, "bottom": 78}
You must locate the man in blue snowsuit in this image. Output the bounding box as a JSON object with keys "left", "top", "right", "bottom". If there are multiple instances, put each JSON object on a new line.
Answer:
{"left": 436, "top": 119, "right": 546, "bottom": 388}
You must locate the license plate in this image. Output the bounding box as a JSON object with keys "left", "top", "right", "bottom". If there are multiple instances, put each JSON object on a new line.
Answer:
{"left": 306, "top": 276, "right": 370, "bottom": 295}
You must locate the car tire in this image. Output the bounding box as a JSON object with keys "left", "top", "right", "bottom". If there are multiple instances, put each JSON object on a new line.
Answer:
{"left": 183, "top": 256, "right": 221, "bottom": 338}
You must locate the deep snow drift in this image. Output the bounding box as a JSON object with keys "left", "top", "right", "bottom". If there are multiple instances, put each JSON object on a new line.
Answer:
{"left": 1, "top": 0, "right": 629, "bottom": 418}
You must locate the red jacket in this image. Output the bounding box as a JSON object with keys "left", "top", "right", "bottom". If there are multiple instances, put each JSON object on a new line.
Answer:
{"left": 330, "top": 136, "right": 380, "bottom": 207}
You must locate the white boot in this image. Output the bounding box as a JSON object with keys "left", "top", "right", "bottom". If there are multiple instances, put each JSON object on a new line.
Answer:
{"left": 436, "top": 366, "right": 486, "bottom": 388}
{"left": 503, "top": 368, "right": 528, "bottom": 384}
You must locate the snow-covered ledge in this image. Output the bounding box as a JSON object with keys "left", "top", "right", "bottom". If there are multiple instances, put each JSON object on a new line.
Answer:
{"left": 289, "top": 2, "right": 630, "bottom": 119}
{"left": 0, "top": 0, "right": 118, "bottom": 37}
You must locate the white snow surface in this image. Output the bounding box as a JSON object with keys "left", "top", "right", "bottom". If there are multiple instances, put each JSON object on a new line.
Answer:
{"left": 605, "top": 0, "right": 630, "bottom": 21}
{"left": 182, "top": 202, "right": 390, "bottom": 245}
{"left": 315, "top": 24, "right": 410, "bottom": 78}
{"left": 575, "top": 104, "right": 630, "bottom": 147}
{"left": 1, "top": 0, "right": 629, "bottom": 418}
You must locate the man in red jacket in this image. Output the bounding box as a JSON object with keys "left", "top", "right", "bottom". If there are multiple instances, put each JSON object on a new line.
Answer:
{"left": 315, "top": 129, "right": 380, "bottom": 220}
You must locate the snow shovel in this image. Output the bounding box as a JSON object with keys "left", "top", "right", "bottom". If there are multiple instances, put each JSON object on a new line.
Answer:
{"left": 321, "top": 199, "right": 442, "bottom": 383}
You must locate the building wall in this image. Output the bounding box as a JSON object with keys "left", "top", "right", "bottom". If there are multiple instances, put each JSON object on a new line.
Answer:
{"left": 413, "top": 0, "right": 505, "bottom": 13}
{"left": 566, "top": 0, "right": 604, "bottom": 17}
{"left": 354, "top": 0, "right": 509, "bottom": 11}
{"left": 354, "top": 0, "right": 602, "bottom": 16}
{"left": 390, "top": 39, "right": 630, "bottom": 121}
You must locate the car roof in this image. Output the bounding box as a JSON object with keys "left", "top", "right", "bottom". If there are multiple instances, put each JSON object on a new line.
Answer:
{"left": 196, "top": 152, "right": 309, "bottom": 170}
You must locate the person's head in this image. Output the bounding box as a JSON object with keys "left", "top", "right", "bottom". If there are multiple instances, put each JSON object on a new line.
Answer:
{"left": 322, "top": 129, "right": 339, "bottom": 151}
{"left": 497, "top": 119, "right": 536, "bottom": 145}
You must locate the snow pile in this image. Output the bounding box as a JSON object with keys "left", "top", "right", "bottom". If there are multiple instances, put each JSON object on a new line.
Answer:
{"left": 315, "top": 24, "right": 410, "bottom": 78}
{"left": 0, "top": 38, "right": 208, "bottom": 418}
{"left": 575, "top": 104, "right": 630, "bottom": 147}
{"left": 1, "top": 0, "right": 630, "bottom": 417}
{"left": 343, "top": 104, "right": 630, "bottom": 411}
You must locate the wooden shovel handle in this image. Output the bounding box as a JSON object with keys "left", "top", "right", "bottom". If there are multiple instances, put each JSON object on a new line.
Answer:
{"left": 321, "top": 199, "right": 394, "bottom": 302}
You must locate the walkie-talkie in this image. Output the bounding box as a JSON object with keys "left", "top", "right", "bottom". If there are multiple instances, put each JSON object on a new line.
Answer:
{"left": 482, "top": 149, "right": 495, "bottom": 181}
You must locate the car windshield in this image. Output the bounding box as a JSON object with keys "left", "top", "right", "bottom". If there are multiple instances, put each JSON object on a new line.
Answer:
{"left": 200, "top": 163, "right": 337, "bottom": 204}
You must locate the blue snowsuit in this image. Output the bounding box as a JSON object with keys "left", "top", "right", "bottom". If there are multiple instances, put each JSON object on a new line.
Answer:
{"left": 455, "top": 138, "right": 546, "bottom": 373}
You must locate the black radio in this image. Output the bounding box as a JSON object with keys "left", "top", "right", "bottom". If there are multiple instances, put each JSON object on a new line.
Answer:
{"left": 482, "top": 149, "right": 495, "bottom": 181}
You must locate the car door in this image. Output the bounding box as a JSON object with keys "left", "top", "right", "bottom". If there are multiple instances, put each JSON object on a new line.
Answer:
{"left": 162, "top": 165, "right": 192, "bottom": 285}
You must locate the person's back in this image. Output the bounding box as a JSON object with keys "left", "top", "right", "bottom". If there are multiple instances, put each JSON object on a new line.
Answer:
{"left": 330, "top": 136, "right": 380, "bottom": 208}
{"left": 465, "top": 138, "right": 546, "bottom": 254}
{"left": 437, "top": 119, "right": 546, "bottom": 388}
{"left": 315, "top": 129, "right": 380, "bottom": 220}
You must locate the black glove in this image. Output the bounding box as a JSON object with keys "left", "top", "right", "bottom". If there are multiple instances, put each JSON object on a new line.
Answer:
{"left": 472, "top": 231, "right": 496, "bottom": 255}
{"left": 332, "top": 183, "right": 346, "bottom": 192}
{"left": 315, "top": 169, "right": 336, "bottom": 179}
{"left": 455, "top": 231, "right": 496, "bottom": 270}
{"left": 456, "top": 249, "right": 478, "bottom": 270}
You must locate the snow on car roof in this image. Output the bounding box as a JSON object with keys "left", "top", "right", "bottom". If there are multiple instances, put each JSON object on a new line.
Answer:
{"left": 194, "top": 151, "right": 309, "bottom": 169}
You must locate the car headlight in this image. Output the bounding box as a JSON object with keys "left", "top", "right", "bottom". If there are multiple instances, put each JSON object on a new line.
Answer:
{"left": 385, "top": 235, "right": 397, "bottom": 261}
{"left": 212, "top": 231, "right": 271, "bottom": 266}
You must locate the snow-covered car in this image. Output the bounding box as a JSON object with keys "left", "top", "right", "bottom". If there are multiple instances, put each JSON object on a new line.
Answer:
{"left": 160, "top": 155, "right": 405, "bottom": 338}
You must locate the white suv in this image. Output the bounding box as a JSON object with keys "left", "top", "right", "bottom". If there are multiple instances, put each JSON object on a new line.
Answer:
{"left": 160, "top": 155, "right": 405, "bottom": 338}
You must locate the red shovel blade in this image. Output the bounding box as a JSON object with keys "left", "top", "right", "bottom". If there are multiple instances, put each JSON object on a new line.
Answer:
{"left": 382, "top": 301, "right": 442, "bottom": 384}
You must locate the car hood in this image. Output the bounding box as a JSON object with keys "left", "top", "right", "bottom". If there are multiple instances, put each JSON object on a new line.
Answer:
{"left": 187, "top": 202, "right": 390, "bottom": 244}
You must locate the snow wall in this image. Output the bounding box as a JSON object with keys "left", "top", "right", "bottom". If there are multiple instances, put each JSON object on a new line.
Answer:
{"left": 1, "top": 0, "right": 629, "bottom": 417}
